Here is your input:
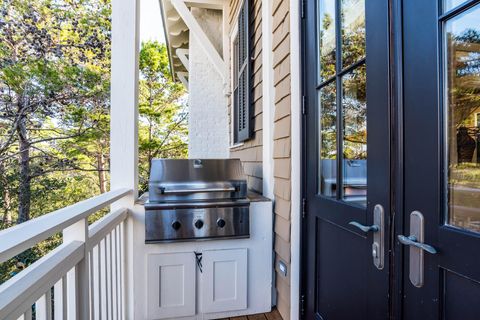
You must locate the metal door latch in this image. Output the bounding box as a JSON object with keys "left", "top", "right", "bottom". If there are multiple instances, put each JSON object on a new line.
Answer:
{"left": 349, "top": 204, "right": 385, "bottom": 270}
{"left": 397, "top": 211, "right": 437, "bottom": 288}
{"left": 194, "top": 251, "right": 203, "bottom": 273}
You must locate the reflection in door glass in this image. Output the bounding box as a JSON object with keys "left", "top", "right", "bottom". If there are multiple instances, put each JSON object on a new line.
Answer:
{"left": 341, "top": 0, "right": 365, "bottom": 68}
{"left": 342, "top": 65, "right": 367, "bottom": 206}
{"left": 317, "top": 0, "right": 336, "bottom": 82}
{"left": 445, "top": 4, "right": 480, "bottom": 233}
{"left": 319, "top": 82, "right": 337, "bottom": 197}
{"left": 444, "top": 0, "right": 468, "bottom": 12}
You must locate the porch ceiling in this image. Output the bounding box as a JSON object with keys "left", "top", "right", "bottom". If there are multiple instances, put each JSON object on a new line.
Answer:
{"left": 159, "top": 0, "right": 189, "bottom": 82}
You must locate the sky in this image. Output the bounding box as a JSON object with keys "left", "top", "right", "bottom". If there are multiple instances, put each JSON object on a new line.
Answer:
{"left": 140, "top": 0, "right": 165, "bottom": 44}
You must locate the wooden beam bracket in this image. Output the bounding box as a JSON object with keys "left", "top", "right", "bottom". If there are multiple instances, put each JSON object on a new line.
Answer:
{"left": 170, "top": 0, "right": 227, "bottom": 81}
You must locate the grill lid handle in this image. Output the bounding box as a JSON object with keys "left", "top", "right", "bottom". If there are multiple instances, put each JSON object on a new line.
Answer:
{"left": 158, "top": 187, "right": 237, "bottom": 194}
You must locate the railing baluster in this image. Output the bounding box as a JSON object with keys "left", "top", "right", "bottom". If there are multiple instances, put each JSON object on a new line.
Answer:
{"left": 35, "top": 293, "right": 47, "bottom": 320}
{"left": 111, "top": 228, "right": 118, "bottom": 320}
{"left": 92, "top": 245, "right": 100, "bottom": 320}
{"left": 97, "top": 243, "right": 103, "bottom": 320}
{"left": 107, "top": 233, "right": 113, "bottom": 320}
{"left": 46, "top": 288, "right": 53, "bottom": 320}
{"left": 89, "top": 250, "right": 95, "bottom": 320}
{"left": 66, "top": 267, "right": 76, "bottom": 319}
{"left": 119, "top": 222, "right": 125, "bottom": 320}
{"left": 115, "top": 225, "right": 121, "bottom": 320}
{"left": 54, "top": 279, "right": 63, "bottom": 319}
{"left": 100, "top": 238, "right": 107, "bottom": 320}
{"left": 62, "top": 275, "right": 68, "bottom": 320}
{"left": 111, "top": 232, "right": 115, "bottom": 320}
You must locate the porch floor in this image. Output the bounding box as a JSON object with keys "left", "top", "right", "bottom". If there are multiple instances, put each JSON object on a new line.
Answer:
{"left": 217, "top": 308, "right": 283, "bottom": 320}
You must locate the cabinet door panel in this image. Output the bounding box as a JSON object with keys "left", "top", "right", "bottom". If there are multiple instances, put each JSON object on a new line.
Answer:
{"left": 201, "top": 248, "right": 248, "bottom": 313}
{"left": 147, "top": 253, "right": 196, "bottom": 319}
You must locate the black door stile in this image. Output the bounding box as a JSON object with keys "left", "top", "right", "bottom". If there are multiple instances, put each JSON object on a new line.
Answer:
{"left": 402, "top": 1, "right": 480, "bottom": 319}
{"left": 301, "top": 0, "right": 391, "bottom": 319}
{"left": 389, "top": 0, "right": 406, "bottom": 318}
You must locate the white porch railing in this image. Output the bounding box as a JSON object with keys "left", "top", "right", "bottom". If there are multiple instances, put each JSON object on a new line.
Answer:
{"left": 0, "top": 188, "right": 132, "bottom": 320}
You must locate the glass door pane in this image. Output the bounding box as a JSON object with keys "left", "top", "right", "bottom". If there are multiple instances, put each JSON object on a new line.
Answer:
{"left": 444, "top": 0, "right": 469, "bottom": 12}
{"left": 319, "top": 82, "right": 337, "bottom": 197}
{"left": 341, "top": 0, "right": 366, "bottom": 68}
{"left": 317, "top": 0, "right": 337, "bottom": 83}
{"left": 342, "top": 64, "right": 367, "bottom": 206}
{"left": 445, "top": 4, "right": 480, "bottom": 232}
{"left": 316, "top": 0, "right": 367, "bottom": 206}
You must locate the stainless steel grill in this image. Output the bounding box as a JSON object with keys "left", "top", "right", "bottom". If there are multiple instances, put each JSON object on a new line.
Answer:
{"left": 145, "top": 159, "right": 250, "bottom": 243}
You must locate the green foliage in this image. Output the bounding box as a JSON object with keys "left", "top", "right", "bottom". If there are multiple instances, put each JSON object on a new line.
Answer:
{"left": 138, "top": 41, "right": 188, "bottom": 192}
{"left": 0, "top": 1, "right": 188, "bottom": 284}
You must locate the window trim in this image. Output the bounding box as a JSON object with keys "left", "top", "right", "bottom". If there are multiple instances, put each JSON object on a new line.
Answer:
{"left": 229, "top": 0, "right": 252, "bottom": 145}
{"left": 229, "top": 19, "right": 241, "bottom": 147}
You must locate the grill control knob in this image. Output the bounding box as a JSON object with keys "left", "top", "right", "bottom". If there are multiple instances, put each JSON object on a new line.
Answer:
{"left": 217, "top": 218, "right": 226, "bottom": 228}
{"left": 194, "top": 219, "right": 204, "bottom": 229}
{"left": 172, "top": 221, "right": 182, "bottom": 231}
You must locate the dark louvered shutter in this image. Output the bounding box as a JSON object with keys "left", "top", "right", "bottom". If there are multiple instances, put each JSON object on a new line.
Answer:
{"left": 235, "top": 0, "right": 252, "bottom": 143}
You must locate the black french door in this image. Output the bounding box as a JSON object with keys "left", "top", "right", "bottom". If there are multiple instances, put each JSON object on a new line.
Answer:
{"left": 401, "top": 0, "right": 480, "bottom": 319}
{"left": 302, "top": 0, "right": 391, "bottom": 319}
{"left": 302, "top": 0, "right": 480, "bottom": 319}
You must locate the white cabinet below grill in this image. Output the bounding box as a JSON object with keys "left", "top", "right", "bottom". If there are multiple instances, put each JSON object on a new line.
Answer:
{"left": 201, "top": 248, "right": 248, "bottom": 313}
{"left": 147, "top": 249, "right": 248, "bottom": 319}
{"left": 147, "top": 253, "right": 196, "bottom": 319}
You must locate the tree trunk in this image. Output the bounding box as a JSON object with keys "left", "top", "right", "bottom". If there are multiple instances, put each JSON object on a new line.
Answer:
{"left": 148, "top": 120, "right": 153, "bottom": 174}
{"left": 0, "top": 163, "right": 12, "bottom": 223}
{"left": 148, "top": 87, "right": 154, "bottom": 175}
{"left": 3, "top": 188, "right": 12, "bottom": 223}
{"left": 17, "top": 114, "right": 31, "bottom": 224}
{"left": 97, "top": 151, "right": 107, "bottom": 194}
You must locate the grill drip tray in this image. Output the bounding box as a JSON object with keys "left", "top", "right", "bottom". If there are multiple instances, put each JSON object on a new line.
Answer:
{"left": 145, "top": 201, "right": 250, "bottom": 243}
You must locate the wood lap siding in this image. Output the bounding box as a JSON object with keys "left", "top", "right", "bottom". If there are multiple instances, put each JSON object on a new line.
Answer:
{"left": 229, "top": 0, "right": 264, "bottom": 194}
{"left": 272, "top": 0, "right": 291, "bottom": 320}
{"left": 229, "top": 1, "right": 292, "bottom": 319}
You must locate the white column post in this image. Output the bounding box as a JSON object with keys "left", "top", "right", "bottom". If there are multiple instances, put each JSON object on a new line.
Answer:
{"left": 110, "top": 0, "right": 139, "bottom": 199}
{"left": 290, "top": 0, "right": 302, "bottom": 319}
{"left": 261, "top": 0, "right": 274, "bottom": 199}
{"left": 111, "top": 0, "right": 140, "bottom": 317}
{"left": 261, "top": 0, "right": 276, "bottom": 308}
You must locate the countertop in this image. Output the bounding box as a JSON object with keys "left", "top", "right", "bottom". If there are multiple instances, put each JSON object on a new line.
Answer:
{"left": 135, "top": 191, "right": 271, "bottom": 205}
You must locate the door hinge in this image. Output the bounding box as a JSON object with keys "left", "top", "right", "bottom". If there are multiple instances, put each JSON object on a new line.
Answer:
{"left": 302, "top": 95, "right": 307, "bottom": 115}
{"left": 302, "top": 198, "right": 307, "bottom": 219}
{"left": 300, "top": 294, "right": 305, "bottom": 316}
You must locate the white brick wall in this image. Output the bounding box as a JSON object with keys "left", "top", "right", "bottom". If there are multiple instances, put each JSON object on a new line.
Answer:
{"left": 188, "top": 8, "right": 229, "bottom": 159}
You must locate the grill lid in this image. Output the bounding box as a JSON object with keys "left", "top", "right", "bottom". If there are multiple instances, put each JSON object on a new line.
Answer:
{"left": 148, "top": 159, "right": 248, "bottom": 202}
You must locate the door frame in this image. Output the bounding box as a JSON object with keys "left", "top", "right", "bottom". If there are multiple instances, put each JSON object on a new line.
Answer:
{"left": 299, "top": 0, "right": 405, "bottom": 319}
{"left": 390, "top": 1, "right": 406, "bottom": 318}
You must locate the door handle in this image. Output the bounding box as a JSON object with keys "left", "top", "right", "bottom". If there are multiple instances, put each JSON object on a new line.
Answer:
{"left": 399, "top": 211, "right": 436, "bottom": 288}
{"left": 397, "top": 235, "right": 437, "bottom": 254}
{"left": 349, "top": 221, "right": 379, "bottom": 233}
{"left": 349, "top": 204, "right": 385, "bottom": 270}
